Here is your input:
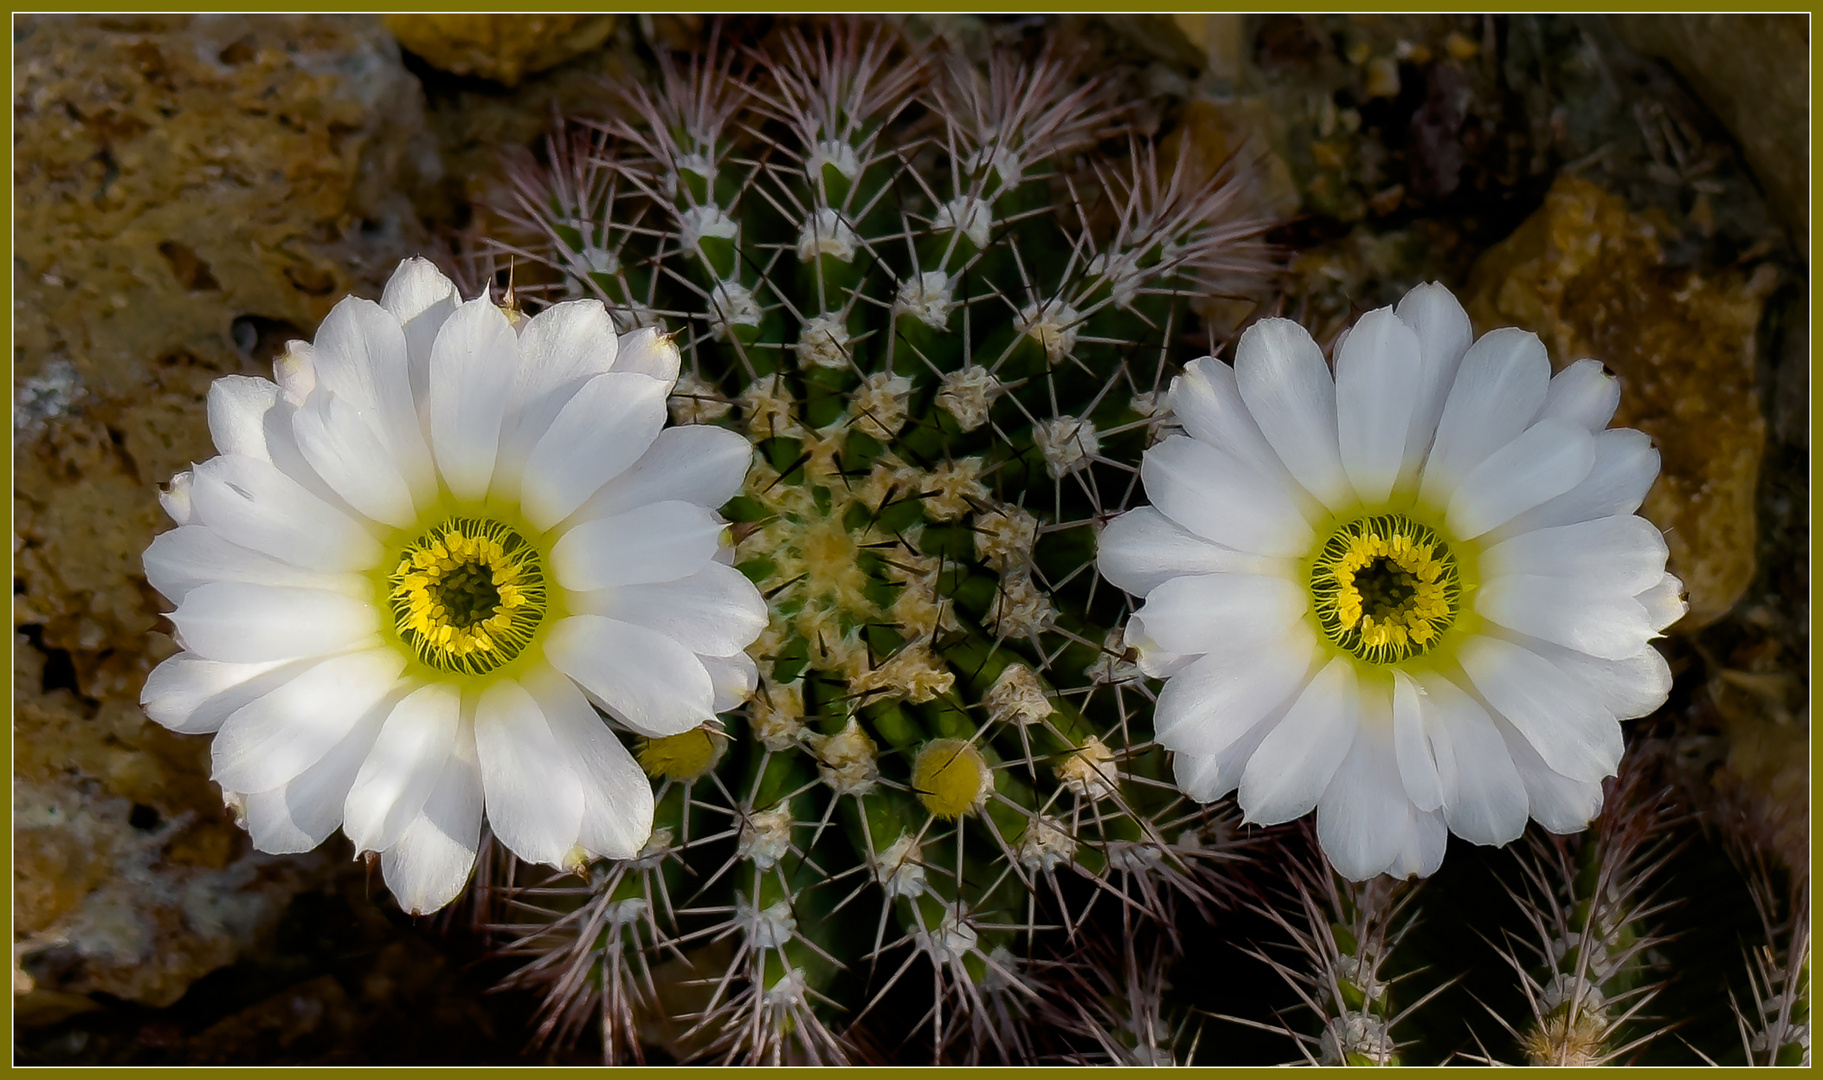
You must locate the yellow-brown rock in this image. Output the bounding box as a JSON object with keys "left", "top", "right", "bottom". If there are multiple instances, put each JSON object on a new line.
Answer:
{"left": 386, "top": 14, "right": 618, "bottom": 87}
{"left": 13, "top": 13, "right": 436, "bottom": 1010}
{"left": 1463, "top": 175, "right": 1772, "bottom": 628}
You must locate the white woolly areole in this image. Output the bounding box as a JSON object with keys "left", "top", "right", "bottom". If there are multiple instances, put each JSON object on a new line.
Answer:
{"left": 1017, "top": 814, "right": 1077, "bottom": 872}
{"left": 737, "top": 897, "right": 797, "bottom": 950}
{"left": 1057, "top": 736, "right": 1118, "bottom": 801}
{"left": 738, "top": 805, "right": 795, "bottom": 869}
{"left": 1018, "top": 299, "right": 1082, "bottom": 364}
{"left": 975, "top": 505, "right": 1038, "bottom": 572}
{"left": 796, "top": 207, "right": 860, "bottom": 263}
{"left": 848, "top": 372, "right": 914, "bottom": 440}
{"left": 936, "top": 365, "right": 1004, "bottom": 432}
{"left": 915, "top": 901, "right": 979, "bottom": 966}
{"left": 875, "top": 833, "right": 927, "bottom": 899}
{"left": 934, "top": 195, "right": 993, "bottom": 249}
{"left": 984, "top": 664, "right": 1054, "bottom": 726}
{"left": 806, "top": 139, "right": 862, "bottom": 181}
{"left": 1087, "top": 252, "right": 1143, "bottom": 310}
{"left": 1033, "top": 415, "right": 1100, "bottom": 477}
{"left": 807, "top": 717, "right": 880, "bottom": 796}
{"left": 679, "top": 203, "right": 738, "bottom": 248}
{"left": 894, "top": 270, "right": 956, "bottom": 330}
{"left": 707, "top": 278, "right": 762, "bottom": 341}
{"left": 669, "top": 373, "right": 733, "bottom": 424}
{"left": 793, "top": 315, "right": 853, "bottom": 370}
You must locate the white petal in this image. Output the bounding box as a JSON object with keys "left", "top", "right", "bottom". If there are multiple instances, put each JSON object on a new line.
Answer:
{"left": 207, "top": 376, "right": 279, "bottom": 462}
{"left": 1392, "top": 671, "right": 1442, "bottom": 812}
{"left": 1238, "top": 657, "right": 1361, "bottom": 825}
{"left": 1446, "top": 419, "right": 1594, "bottom": 539}
{"left": 1479, "top": 515, "right": 1669, "bottom": 596}
{"left": 273, "top": 340, "right": 316, "bottom": 404}
{"left": 427, "top": 297, "right": 520, "bottom": 501}
{"left": 1388, "top": 807, "right": 1449, "bottom": 879}
{"left": 1414, "top": 671, "right": 1527, "bottom": 846}
{"left": 1234, "top": 318, "right": 1353, "bottom": 510}
{"left": 1170, "top": 357, "right": 1320, "bottom": 517}
{"left": 1142, "top": 435, "right": 1314, "bottom": 558}
{"left": 291, "top": 392, "right": 418, "bottom": 529}
{"left": 170, "top": 581, "right": 379, "bottom": 663}
{"left": 381, "top": 719, "right": 483, "bottom": 916}
{"left": 1096, "top": 506, "right": 1293, "bottom": 597}
{"left": 1129, "top": 624, "right": 1199, "bottom": 678}
{"left": 580, "top": 562, "right": 767, "bottom": 657}
{"left": 545, "top": 615, "right": 716, "bottom": 737}
{"left": 211, "top": 648, "right": 404, "bottom": 794}
{"left": 1393, "top": 282, "right": 1474, "bottom": 489}
{"left": 552, "top": 501, "right": 726, "bottom": 590}
{"left": 342, "top": 682, "right": 461, "bottom": 855}
{"left": 1635, "top": 573, "right": 1688, "bottom": 633}
{"left": 312, "top": 295, "right": 437, "bottom": 505}
{"left": 1335, "top": 307, "right": 1423, "bottom": 505}
{"left": 190, "top": 455, "right": 381, "bottom": 572}
{"left": 140, "top": 653, "right": 310, "bottom": 735}
{"left": 379, "top": 256, "right": 460, "bottom": 403}
{"left": 1508, "top": 634, "right": 1673, "bottom": 721}
{"left": 1457, "top": 634, "right": 1623, "bottom": 783}
{"left": 490, "top": 300, "right": 623, "bottom": 499}
{"left": 1492, "top": 713, "right": 1605, "bottom": 833}
{"left": 1540, "top": 359, "right": 1620, "bottom": 431}
{"left": 518, "top": 372, "right": 669, "bottom": 531}
{"left": 1418, "top": 327, "right": 1550, "bottom": 507}
{"left": 1492, "top": 428, "right": 1659, "bottom": 539}
{"left": 614, "top": 326, "right": 681, "bottom": 384}
{"left": 1316, "top": 722, "right": 1423, "bottom": 881}
{"left": 143, "top": 525, "right": 364, "bottom": 607}
{"left": 1171, "top": 699, "right": 1284, "bottom": 804}
{"left": 258, "top": 397, "right": 370, "bottom": 519}
{"left": 159, "top": 470, "right": 194, "bottom": 525}
{"left": 575, "top": 424, "right": 754, "bottom": 521}
{"left": 699, "top": 650, "right": 759, "bottom": 712}
{"left": 243, "top": 705, "right": 385, "bottom": 854}
{"left": 524, "top": 665, "right": 653, "bottom": 860}
{"left": 1129, "top": 572, "right": 1306, "bottom": 656}
{"left": 1152, "top": 625, "right": 1316, "bottom": 756}
{"left": 475, "top": 678, "right": 587, "bottom": 868}
{"left": 1476, "top": 575, "right": 1657, "bottom": 661}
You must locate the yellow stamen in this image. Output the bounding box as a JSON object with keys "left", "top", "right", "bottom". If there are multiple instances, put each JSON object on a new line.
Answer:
{"left": 1309, "top": 515, "right": 1461, "bottom": 665}
{"left": 388, "top": 517, "right": 547, "bottom": 675}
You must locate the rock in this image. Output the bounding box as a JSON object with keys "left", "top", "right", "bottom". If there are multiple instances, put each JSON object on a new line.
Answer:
{"left": 385, "top": 14, "right": 618, "bottom": 87}
{"left": 1609, "top": 15, "right": 1809, "bottom": 260}
{"left": 1463, "top": 175, "right": 1773, "bottom": 628}
{"left": 12, "top": 13, "right": 438, "bottom": 1009}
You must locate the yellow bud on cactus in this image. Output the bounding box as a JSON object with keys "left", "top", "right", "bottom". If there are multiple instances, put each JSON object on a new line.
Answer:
{"left": 911, "top": 739, "right": 993, "bottom": 819}
{"left": 637, "top": 727, "right": 726, "bottom": 782}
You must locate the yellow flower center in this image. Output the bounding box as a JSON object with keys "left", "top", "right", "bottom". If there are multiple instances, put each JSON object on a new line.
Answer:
{"left": 1309, "top": 514, "right": 1461, "bottom": 665}
{"left": 387, "top": 517, "right": 547, "bottom": 675}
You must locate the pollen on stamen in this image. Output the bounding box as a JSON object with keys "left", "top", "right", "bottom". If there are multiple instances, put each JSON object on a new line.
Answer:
{"left": 1308, "top": 514, "right": 1461, "bottom": 665}
{"left": 387, "top": 517, "right": 548, "bottom": 676}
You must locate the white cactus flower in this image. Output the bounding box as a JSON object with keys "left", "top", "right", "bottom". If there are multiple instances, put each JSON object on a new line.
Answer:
{"left": 1097, "top": 282, "right": 1683, "bottom": 881}
{"left": 141, "top": 257, "right": 767, "bottom": 914}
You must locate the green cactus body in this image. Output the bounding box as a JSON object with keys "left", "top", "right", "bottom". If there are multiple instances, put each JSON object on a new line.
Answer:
{"left": 479, "top": 18, "right": 1277, "bottom": 1062}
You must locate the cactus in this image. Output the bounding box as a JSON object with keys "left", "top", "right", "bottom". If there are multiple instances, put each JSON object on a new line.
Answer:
{"left": 1226, "top": 830, "right": 1445, "bottom": 1066}
{"left": 1481, "top": 752, "right": 1684, "bottom": 1066}
{"left": 468, "top": 18, "right": 1279, "bottom": 1062}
